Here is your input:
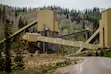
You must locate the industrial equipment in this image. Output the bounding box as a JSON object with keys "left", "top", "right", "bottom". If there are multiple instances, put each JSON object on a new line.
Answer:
{"left": 0, "top": 8, "right": 111, "bottom": 54}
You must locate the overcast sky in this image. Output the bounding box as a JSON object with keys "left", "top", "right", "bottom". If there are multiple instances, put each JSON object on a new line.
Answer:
{"left": 0, "top": 0, "right": 111, "bottom": 10}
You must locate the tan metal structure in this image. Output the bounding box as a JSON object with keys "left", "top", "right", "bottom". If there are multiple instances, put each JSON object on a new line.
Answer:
{"left": 0, "top": 20, "right": 37, "bottom": 44}
{"left": 37, "top": 9, "right": 59, "bottom": 32}
{"left": 76, "top": 9, "right": 111, "bottom": 53}
{"left": 23, "top": 33, "right": 99, "bottom": 49}
{"left": 76, "top": 28, "right": 100, "bottom": 54}
{"left": 37, "top": 9, "right": 59, "bottom": 53}
{"left": 0, "top": 9, "right": 59, "bottom": 53}
{"left": 100, "top": 9, "right": 111, "bottom": 48}
{"left": 0, "top": 9, "right": 111, "bottom": 54}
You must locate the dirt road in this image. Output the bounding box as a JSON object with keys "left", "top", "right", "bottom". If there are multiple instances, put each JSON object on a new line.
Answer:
{"left": 79, "top": 57, "right": 111, "bottom": 74}
{"left": 56, "top": 57, "right": 111, "bottom": 74}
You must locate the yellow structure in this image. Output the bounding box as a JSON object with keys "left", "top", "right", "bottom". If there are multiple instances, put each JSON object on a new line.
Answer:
{"left": 37, "top": 9, "right": 59, "bottom": 32}
{"left": 76, "top": 28, "right": 100, "bottom": 54}
{"left": 1, "top": 9, "right": 111, "bottom": 54}
{"left": 54, "top": 21, "right": 59, "bottom": 32}
{"left": 23, "top": 33, "right": 99, "bottom": 49}
{"left": 76, "top": 9, "right": 111, "bottom": 54}
{"left": 100, "top": 9, "right": 111, "bottom": 48}
{"left": 37, "top": 9, "right": 59, "bottom": 53}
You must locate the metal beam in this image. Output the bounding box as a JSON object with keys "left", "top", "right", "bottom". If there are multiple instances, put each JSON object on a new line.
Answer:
{"left": 0, "top": 20, "right": 37, "bottom": 44}
{"left": 76, "top": 28, "right": 100, "bottom": 54}
{"left": 23, "top": 33, "right": 100, "bottom": 50}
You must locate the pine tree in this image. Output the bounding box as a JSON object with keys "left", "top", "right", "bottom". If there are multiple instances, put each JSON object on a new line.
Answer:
{"left": 66, "top": 14, "right": 69, "bottom": 19}
{"left": 13, "top": 41, "right": 24, "bottom": 70}
{"left": 4, "top": 19, "right": 12, "bottom": 73}
{"left": 2, "top": 6, "right": 6, "bottom": 23}
{"left": 0, "top": 9, "right": 1, "bottom": 23}
{"left": 82, "top": 21, "right": 85, "bottom": 29}
{"left": 100, "top": 50, "right": 104, "bottom": 56}
{"left": 95, "top": 51, "right": 99, "bottom": 56}
{"left": 18, "top": 17, "right": 24, "bottom": 28}
{"left": 25, "top": 21, "right": 29, "bottom": 32}
{"left": 14, "top": 7, "right": 18, "bottom": 17}
{"left": 0, "top": 43, "right": 6, "bottom": 71}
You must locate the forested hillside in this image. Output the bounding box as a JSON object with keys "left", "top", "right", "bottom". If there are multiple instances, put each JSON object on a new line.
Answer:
{"left": 0, "top": 4, "right": 102, "bottom": 40}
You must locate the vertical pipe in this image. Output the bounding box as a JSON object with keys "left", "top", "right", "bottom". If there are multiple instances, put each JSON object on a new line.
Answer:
{"left": 103, "top": 28, "right": 105, "bottom": 48}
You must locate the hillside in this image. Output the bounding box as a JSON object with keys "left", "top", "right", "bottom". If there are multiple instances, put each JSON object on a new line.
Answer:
{"left": 0, "top": 4, "right": 101, "bottom": 40}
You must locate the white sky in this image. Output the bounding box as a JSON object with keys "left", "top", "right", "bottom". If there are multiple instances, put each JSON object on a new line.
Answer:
{"left": 0, "top": 0, "right": 111, "bottom": 10}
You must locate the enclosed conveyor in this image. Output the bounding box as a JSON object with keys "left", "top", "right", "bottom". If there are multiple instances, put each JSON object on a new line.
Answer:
{"left": 23, "top": 33, "right": 100, "bottom": 50}
{"left": 0, "top": 20, "right": 37, "bottom": 44}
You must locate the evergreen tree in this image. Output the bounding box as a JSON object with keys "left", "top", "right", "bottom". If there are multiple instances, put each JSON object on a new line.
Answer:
{"left": 93, "top": 20, "right": 99, "bottom": 31}
{"left": 2, "top": 6, "right": 6, "bottom": 23}
{"left": 85, "top": 9, "right": 88, "bottom": 14}
{"left": 0, "top": 9, "right": 1, "bottom": 23}
{"left": 18, "top": 17, "right": 24, "bottom": 28}
{"left": 95, "top": 51, "right": 99, "bottom": 56}
{"left": 0, "top": 43, "right": 6, "bottom": 71}
{"left": 66, "top": 14, "right": 69, "bottom": 19}
{"left": 13, "top": 41, "right": 24, "bottom": 70}
{"left": 4, "top": 19, "right": 12, "bottom": 73}
{"left": 25, "top": 21, "right": 29, "bottom": 32}
{"left": 100, "top": 50, "right": 104, "bottom": 56}
{"left": 82, "top": 21, "right": 85, "bottom": 29}
{"left": 23, "top": 7, "right": 27, "bottom": 12}
{"left": 14, "top": 7, "right": 18, "bottom": 17}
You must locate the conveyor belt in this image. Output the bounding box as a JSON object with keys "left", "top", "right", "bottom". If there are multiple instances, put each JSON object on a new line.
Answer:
{"left": 23, "top": 33, "right": 100, "bottom": 49}
{"left": 59, "top": 30, "right": 89, "bottom": 38}
{"left": 76, "top": 28, "right": 100, "bottom": 54}
{"left": 0, "top": 20, "right": 37, "bottom": 44}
